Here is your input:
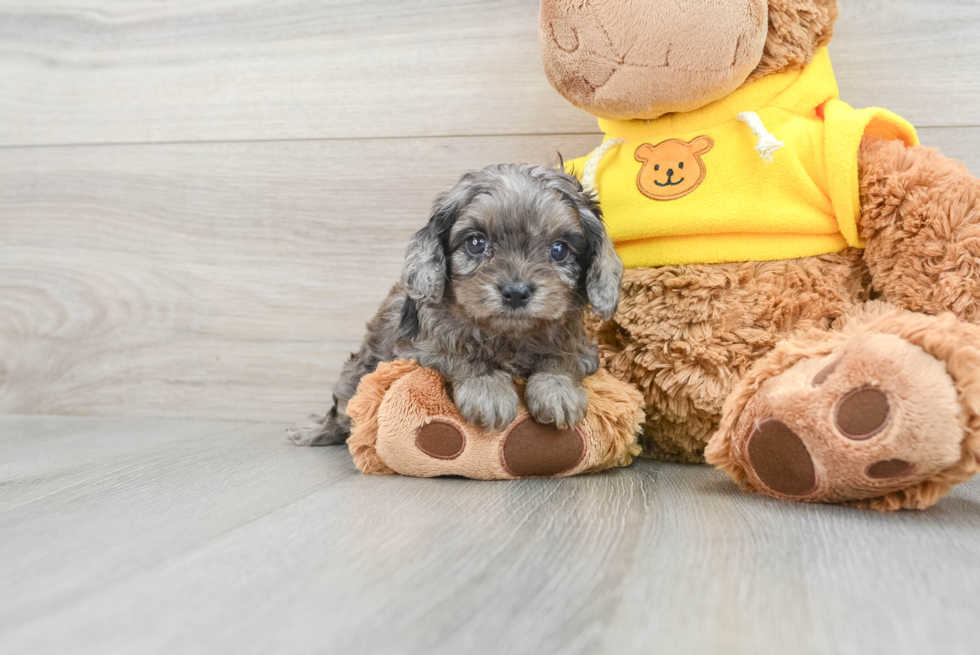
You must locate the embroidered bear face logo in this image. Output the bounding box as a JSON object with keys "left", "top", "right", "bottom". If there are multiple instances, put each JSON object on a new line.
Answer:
{"left": 635, "top": 136, "right": 715, "bottom": 201}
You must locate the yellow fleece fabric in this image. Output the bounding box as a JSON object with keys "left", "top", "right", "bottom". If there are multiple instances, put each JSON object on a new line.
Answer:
{"left": 567, "top": 48, "right": 918, "bottom": 269}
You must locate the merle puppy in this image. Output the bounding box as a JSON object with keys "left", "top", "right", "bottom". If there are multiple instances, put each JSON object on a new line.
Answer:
{"left": 289, "top": 163, "right": 623, "bottom": 446}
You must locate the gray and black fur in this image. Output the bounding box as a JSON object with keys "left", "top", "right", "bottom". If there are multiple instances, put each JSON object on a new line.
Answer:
{"left": 287, "top": 163, "right": 623, "bottom": 446}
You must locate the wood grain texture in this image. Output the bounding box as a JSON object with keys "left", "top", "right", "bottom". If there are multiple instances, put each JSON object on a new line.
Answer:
{"left": 0, "top": 0, "right": 977, "bottom": 147}
{"left": 1, "top": 415, "right": 979, "bottom": 655}
{"left": 0, "top": 134, "right": 602, "bottom": 420}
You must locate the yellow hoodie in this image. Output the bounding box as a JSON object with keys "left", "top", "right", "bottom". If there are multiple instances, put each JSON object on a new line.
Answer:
{"left": 566, "top": 48, "right": 918, "bottom": 269}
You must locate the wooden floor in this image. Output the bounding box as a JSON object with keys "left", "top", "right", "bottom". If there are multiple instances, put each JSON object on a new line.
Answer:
{"left": 3, "top": 415, "right": 980, "bottom": 655}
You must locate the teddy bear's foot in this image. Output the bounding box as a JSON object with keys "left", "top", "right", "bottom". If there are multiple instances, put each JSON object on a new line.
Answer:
{"left": 724, "top": 333, "right": 962, "bottom": 504}
{"left": 706, "top": 304, "right": 980, "bottom": 510}
{"left": 345, "top": 362, "right": 644, "bottom": 480}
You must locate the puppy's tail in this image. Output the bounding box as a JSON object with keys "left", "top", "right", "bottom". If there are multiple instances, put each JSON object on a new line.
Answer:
{"left": 287, "top": 396, "right": 351, "bottom": 446}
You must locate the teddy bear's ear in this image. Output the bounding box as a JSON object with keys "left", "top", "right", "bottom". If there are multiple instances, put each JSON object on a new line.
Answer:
{"left": 691, "top": 136, "right": 715, "bottom": 156}
{"left": 634, "top": 144, "right": 656, "bottom": 163}
{"left": 749, "top": 0, "right": 839, "bottom": 81}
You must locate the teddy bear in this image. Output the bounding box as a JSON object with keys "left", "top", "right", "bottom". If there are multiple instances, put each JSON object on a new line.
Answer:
{"left": 540, "top": 0, "right": 980, "bottom": 509}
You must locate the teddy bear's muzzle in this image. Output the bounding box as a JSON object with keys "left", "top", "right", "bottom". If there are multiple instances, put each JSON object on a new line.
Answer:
{"left": 539, "top": 0, "right": 770, "bottom": 120}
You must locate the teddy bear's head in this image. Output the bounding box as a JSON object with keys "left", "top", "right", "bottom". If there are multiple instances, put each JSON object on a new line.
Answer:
{"left": 540, "top": 0, "right": 838, "bottom": 121}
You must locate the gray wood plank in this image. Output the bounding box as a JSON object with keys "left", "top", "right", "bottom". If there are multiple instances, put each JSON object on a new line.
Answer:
{"left": 835, "top": 1, "right": 980, "bottom": 127}
{"left": 0, "top": 0, "right": 977, "bottom": 147}
{"left": 0, "top": 134, "right": 601, "bottom": 421}
{"left": 1, "top": 415, "right": 979, "bottom": 655}
{"left": 0, "top": 0, "right": 583, "bottom": 146}
{"left": 918, "top": 126, "right": 980, "bottom": 177}
{"left": 0, "top": 415, "right": 348, "bottom": 634}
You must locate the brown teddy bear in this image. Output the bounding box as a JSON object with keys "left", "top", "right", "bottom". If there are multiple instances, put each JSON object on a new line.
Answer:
{"left": 540, "top": 0, "right": 980, "bottom": 510}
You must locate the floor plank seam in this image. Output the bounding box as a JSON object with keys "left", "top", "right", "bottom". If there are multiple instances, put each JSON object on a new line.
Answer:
{"left": 0, "top": 132, "right": 608, "bottom": 151}
{"left": 1, "top": 126, "right": 978, "bottom": 152}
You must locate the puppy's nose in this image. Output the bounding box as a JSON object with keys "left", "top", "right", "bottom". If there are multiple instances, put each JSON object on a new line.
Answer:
{"left": 500, "top": 282, "right": 534, "bottom": 309}
{"left": 666, "top": 168, "right": 674, "bottom": 177}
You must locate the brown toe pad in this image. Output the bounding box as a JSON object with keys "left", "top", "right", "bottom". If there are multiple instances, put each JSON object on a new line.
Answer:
{"left": 416, "top": 422, "right": 465, "bottom": 460}
{"left": 747, "top": 419, "right": 818, "bottom": 497}
{"left": 501, "top": 417, "right": 585, "bottom": 478}
{"left": 812, "top": 359, "right": 840, "bottom": 387}
{"left": 835, "top": 387, "right": 891, "bottom": 440}
{"left": 867, "top": 459, "right": 914, "bottom": 479}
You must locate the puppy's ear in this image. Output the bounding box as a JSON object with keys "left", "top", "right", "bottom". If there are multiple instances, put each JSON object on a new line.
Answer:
{"left": 535, "top": 165, "right": 623, "bottom": 320}
{"left": 402, "top": 177, "right": 477, "bottom": 303}
{"left": 578, "top": 191, "right": 623, "bottom": 321}
{"left": 398, "top": 295, "right": 421, "bottom": 340}
{"left": 403, "top": 219, "right": 447, "bottom": 303}
{"left": 529, "top": 166, "right": 623, "bottom": 321}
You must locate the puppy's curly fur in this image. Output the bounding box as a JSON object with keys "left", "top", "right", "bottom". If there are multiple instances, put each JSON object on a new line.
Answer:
{"left": 289, "top": 164, "right": 624, "bottom": 446}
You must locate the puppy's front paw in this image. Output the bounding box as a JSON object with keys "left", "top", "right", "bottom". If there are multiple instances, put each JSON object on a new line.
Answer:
{"left": 526, "top": 373, "right": 588, "bottom": 430}
{"left": 453, "top": 372, "right": 520, "bottom": 432}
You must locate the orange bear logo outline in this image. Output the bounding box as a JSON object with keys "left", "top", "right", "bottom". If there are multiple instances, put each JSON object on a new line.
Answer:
{"left": 635, "top": 136, "right": 715, "bottom": 201}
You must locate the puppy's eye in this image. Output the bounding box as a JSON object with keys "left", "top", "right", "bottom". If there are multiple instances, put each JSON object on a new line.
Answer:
{"left": 465, "top": 235, "right": 487, "bottom": 256}
{"left": 654, "top": 164, "right": 660, "bottom": 171}
{"left": 550, "top": 241, "right": 569, "bottom": 262}
{"left": 679, "top": 162, "right": 685, "bottom": 169}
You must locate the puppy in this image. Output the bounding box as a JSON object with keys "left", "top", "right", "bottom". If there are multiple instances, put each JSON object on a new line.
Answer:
{"left": 288, "top": 163, "right": 623, "bottom": 446}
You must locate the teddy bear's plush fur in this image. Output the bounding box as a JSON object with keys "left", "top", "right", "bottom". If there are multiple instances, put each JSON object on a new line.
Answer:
{"left": 541, "top": 0, "right": 980, "bottom": 508}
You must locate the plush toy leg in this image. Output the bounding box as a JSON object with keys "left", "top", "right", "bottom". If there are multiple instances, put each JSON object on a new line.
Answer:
{"left": 345, "top": 362, "right": 644, "bottom": 480}
{"left": 706, "top": 302, "right": 980, "bottom": 510}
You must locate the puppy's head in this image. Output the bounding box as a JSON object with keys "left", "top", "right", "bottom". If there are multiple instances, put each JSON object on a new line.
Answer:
{"left": 402, "top": 164, "right": 623, "bottom": 335}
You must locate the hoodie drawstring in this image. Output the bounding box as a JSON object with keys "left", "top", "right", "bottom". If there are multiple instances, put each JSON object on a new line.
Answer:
{"left": 736, "top": 111, "right": 785, "bottom": 163}
{"left": 581, "top": 138, "right": 627, "bottom": 198}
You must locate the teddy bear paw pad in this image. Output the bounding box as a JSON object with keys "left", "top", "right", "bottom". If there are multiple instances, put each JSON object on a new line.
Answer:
{"left": 747, "top": 419, "right": 817, "bottom": 496}
{"left": 415, "top": 422, "right": 466, "bottom": 460}
{"left": 866, "top": 459, "right": 914, "bottom": 479}
{"left": 500, "top": 417, "right": 586, "bottom": 478}
{"left": 834, "top": 387, "right": 890, "bottom": 440}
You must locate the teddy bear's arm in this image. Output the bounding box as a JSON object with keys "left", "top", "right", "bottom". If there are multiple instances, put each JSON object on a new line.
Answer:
{"left": 858, "top": 136, "right": 980, "bottom": 323}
